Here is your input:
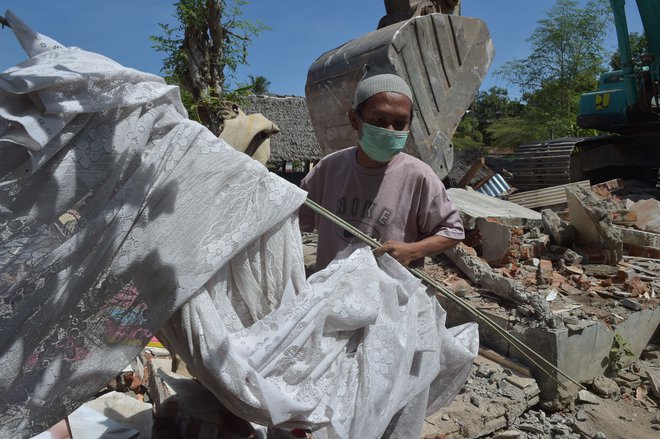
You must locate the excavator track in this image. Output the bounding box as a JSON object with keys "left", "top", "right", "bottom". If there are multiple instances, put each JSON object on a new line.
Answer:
{"left": 510, "top": 138, "right": 579, "bottom": 191}
{"left": 511, "top": 135, "right": 660, "bottom": 191}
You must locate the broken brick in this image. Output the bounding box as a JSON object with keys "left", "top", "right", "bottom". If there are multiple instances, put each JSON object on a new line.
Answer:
{"left": 616, "top": 268, "right": 637, "bottom": 283}
{"left": 627, "top": 277, "right": 650, "bottom": 297}
{"left": 608, "top": 210, "right": 637, "bottom": 226}
{"left": 536, "top": 259, "right": 554, "bottom": 286}
{"left": 572, "top": 274, "right": 592, "bottom": 289}
{"left": 551, "top": 271, "right": 567, "bottom": 287}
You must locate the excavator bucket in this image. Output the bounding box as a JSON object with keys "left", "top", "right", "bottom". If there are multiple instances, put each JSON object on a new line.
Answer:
{"left": 305, "top": 13, "right": 493, "bottom": 179}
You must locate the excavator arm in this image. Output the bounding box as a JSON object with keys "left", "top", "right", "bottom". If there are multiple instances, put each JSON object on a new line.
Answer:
{"left": 379, "top": 0, "right": 461, "bottom": 28}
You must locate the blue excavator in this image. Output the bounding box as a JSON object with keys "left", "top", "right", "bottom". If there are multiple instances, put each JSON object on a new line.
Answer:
{"left": 512, "top": 0, "right": 660, "bottom": 190}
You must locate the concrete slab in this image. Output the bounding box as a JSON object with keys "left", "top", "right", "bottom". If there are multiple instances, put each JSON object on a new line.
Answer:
{"left": 83, "top": 391, "right": 153, "bottom": 439}
{"left": 616, "top": 226, "right": 660, "bottom": 248}
{"left": 447, "top": 188, "right": 542, "bottom": 230}
{"left": 477, "top": 218, "right": 514, "bottom": 265}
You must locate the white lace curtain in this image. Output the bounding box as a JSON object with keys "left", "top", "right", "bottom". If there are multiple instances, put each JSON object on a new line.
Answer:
{"left": 0, "top": 11, "right": 477, "bottom": 439}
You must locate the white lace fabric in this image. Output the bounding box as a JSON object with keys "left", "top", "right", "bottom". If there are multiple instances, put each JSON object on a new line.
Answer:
{"left": 0, "top": 11, "right": 478, "bottom": 439}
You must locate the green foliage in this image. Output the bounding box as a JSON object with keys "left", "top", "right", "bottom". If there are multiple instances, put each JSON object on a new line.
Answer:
{"left": 224, "top": 84, "right": 255, "bottom": 106}
{"left": 453, "top": 113, "right": 484, "bottom": 150}
{"left": 471, "top": 86, "right": 524, "bottom": 146}
{"left": 609, "top": 333, "right": 635, "bottom": 372}
{"left": 485, "top": 117, "right": 537, "bottom": 149}
{"left": 493, "top": 0, "right": 611, "bottom": 142}
{"left": 609, "top": 32, "right": 649, "bottom": 70}
{"left": 248, "top": 75, "right": 271, "bottom": 95}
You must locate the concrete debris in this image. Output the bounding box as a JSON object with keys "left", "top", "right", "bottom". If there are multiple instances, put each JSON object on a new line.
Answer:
{"left": 54, "top": 168, "right": 652, "bottom": 438}
{"left": 566, "top": 185, "right": 623, "bottom": 265}
{"left": 444, "top": 243, "right": 556, "bottom": 327}
{"left": 647, "top": 370, "right": 660, "bottom": 399}
{"left": 631, "top": 198, "right": 660, "bottom": 233}
{"left": 542, "top": 208, "right": 576, "bottom": 247}
{"left": 577, "top": 390, "right": 602, "bottom": 404}
{"left": 446, "top": 187, "right": 542, "bottom": 230}
{"left": 591, "top": 375, "right": 621, "bottom": 398}
{"left": 422, "top": 354, "right": 540, "bottom": 439}
{"left": 622, "top": 298, "right": 643, "bottom": 311}
{"left": 562, "top": 248, "right": 583, "bottom": 265}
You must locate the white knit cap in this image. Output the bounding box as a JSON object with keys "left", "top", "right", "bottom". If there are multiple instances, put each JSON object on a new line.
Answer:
{"left": 353, "top": 65, "right": 413, "bottom": 108}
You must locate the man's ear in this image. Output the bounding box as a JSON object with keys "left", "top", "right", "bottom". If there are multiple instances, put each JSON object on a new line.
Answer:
{"left": 348, "top": 107, "right": 359, "bottom": 131}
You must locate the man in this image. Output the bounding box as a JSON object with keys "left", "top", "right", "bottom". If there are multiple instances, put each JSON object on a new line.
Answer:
{"left": 300, "top": 66, "right": 464, "bottom": 271}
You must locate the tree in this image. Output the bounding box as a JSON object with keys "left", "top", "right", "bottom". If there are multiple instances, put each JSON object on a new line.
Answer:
{"left": 452, "top": 112, "right": 483, "bottom": 150}
{"left": 486, "top": 117, "right": 537, "bottom": 149}
{"left": 609, "top": 31, "right": 648, "bottom": 70}
{"left": 495, "top": 0, "right": 611, "bottom": 139}
{"left": 470, "top": 86, "right": 524, "bottom": 146}
{"left": 152, "top": 0, "right": 268, "bottom": 134}
{"left": 248, "top": 75, "right": 271, "bottom": 95}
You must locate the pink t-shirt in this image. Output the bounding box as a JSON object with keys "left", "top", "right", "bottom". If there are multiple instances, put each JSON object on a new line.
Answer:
{"left": 300, "top": 147, "right": 464, "bottom": 270}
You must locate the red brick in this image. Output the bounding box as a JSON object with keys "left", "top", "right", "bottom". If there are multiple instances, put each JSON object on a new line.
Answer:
{"left": 537, "top": 259, "right": 554, "bottom": 286}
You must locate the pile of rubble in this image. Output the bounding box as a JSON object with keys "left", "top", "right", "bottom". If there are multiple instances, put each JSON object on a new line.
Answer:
{"left": 436, "top": 174, "right": 659, "bottom": 328}
{"left": 416, "top": 158, "right": 660, "bottom": 437}
{"left": 418, "top": 309, "right": 660, "bottom": 439}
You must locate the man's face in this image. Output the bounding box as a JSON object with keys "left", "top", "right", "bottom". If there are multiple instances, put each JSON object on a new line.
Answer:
{"left": 350, "top": 91, "right": 412, "bottom": 133}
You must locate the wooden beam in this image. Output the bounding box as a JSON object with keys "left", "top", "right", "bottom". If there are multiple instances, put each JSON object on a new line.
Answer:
{"left": 456, "top": 157, "right": 485, "bottom": 188}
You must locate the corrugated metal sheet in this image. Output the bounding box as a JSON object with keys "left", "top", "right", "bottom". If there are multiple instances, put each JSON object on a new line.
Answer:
{"left": 505, "top": 180, "right": 591, "bottom": 209}
{"left": 476, "top": 173, "right": 512, "bottom": 197}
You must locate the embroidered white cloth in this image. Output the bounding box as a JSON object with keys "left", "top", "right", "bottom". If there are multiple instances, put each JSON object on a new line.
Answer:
{"left": 0, "top": 11, "right": 478, "bottom": 439}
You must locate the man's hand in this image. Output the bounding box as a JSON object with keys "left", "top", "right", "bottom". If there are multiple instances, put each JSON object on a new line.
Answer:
{"left": 373, "top": 241, "right": 420, "bottom": 266}
{"left": 373, "top": 235, "right": 461, "bottom": 266}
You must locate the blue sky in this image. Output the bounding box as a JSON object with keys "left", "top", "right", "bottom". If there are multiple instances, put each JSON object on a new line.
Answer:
{"left": 1, "top": 1, "right": 644, "bottom": 100}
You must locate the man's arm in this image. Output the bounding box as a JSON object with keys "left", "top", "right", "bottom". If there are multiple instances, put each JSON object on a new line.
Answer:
{"left": 373, "top": 235, "right": 461, "bottom": 266}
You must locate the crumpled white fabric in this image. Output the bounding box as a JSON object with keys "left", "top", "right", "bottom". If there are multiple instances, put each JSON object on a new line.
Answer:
{"left": 0, "top": 11, "right": 478, "bottom": 439}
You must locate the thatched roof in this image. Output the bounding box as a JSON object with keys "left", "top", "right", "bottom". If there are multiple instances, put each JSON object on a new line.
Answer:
{"left": 243, "top": 95, "right": 322, "bottom": 163}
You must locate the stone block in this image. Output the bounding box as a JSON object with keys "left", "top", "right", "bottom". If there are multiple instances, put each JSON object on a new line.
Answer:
{"left": 591, "top": 375, "right": 620, "bottom": 398}
{"left": 536, "top": 259, "right": 554, "bottom": 286}
{"left": 566, "top": 186, "right": 623, "bottom": 264}
{"left": 541, "top": 209, "right": 575, "bottom": 247}
{"left": 631, "top": 198, "right": 660, "bottom": 233}
{"left": 622, "top": 298, "right": 643, "bottom": 311}
{"left": 646, "top": 370, "right": 660, "bottom": 399}
{"left": 616, "top": 226, "right": 660, "bottom": 248}
{"left": 562, "top": 248, "right": 583, "bottom": 265}
{"left": 577, "top": 390, "right": 601, "bottom": 405}
{"left": 83, "top": 391, "right": 153, "bottom": 438}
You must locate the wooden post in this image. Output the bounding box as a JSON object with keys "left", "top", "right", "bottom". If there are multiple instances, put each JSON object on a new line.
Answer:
{"left": 456, "top": 157, "right": 485, "bottom": 188}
